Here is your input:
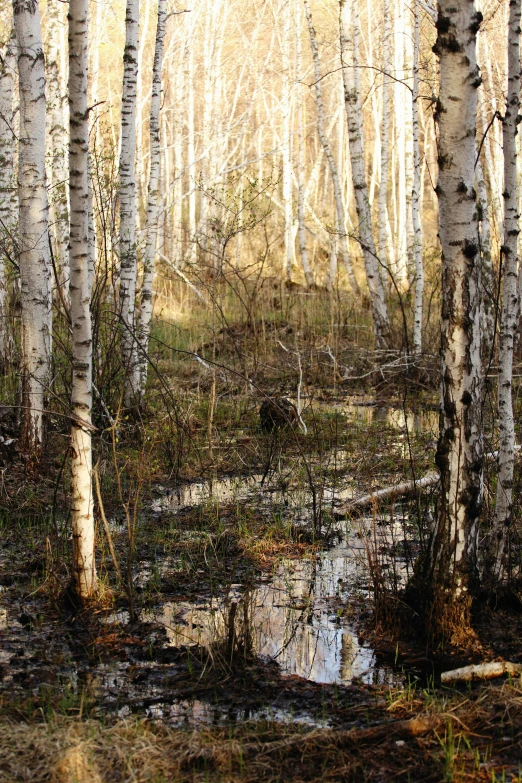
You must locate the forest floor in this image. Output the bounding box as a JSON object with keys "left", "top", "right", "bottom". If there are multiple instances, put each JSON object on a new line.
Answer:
{"left": 2, "top": 286, "right": 522, "bottom": 781}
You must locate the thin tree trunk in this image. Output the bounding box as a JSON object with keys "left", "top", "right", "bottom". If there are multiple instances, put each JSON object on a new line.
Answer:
{"left": 0, "top": 26, "right": 17, "bottom": 367}
{"left": 489, "top": 0, "right": 521, "bottom": 579}
{"left": 46, "top": 0, "right": 70, "bottom": 302}
{"left": 13, "top": 0, "right": 52, "bottom": 454}
{"left": 281, "top": 0, "right": 294, "bottom": 283}
{"left": 303, "top": 0, "right": 360, "bottom": 295}
{"left": 475, "top": 150, "right": 494, "bottom": 356}
{"left": 138, "top": 0, "right": 166, "bottom": 398}
{"left": 69, "top": 0, "right": 95, "bottom": 599}
{"left": 412, "top": 0, "right": 424, "bottom": 355}
{"left": 184, "top": 29, "right": 197, "bottom": 263}
{"left": 394, "top": 0, "right": 408, "bottom": 288}
{"left": 339, "top": 0, "right": 390, "bottom": 348}
{"left": 378, "top": 0, "right": 391, "bottom": 270}
{"left": 119, "top": 0, "right": 140, "bottom": 405}
{"left": 419, "top": 0, "right": 483, "bottom": 640}
{"left": 295, "top": 0, "right": 312, "bottom": 288}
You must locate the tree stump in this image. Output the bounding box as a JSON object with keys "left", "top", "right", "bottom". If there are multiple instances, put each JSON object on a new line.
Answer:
{"left": 259, "top": 398, "right": 298, "bottom": 432}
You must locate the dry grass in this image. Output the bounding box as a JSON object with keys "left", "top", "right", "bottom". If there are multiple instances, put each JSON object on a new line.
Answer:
{"left": 3, "top": 679, "right": 522, "bottom": 782}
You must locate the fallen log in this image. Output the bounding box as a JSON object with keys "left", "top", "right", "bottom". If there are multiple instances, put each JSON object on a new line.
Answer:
{"left": 334, "top": 445, "right": 522, "bottom": 517}
{"left": 333, "top": 471, "right": 439, "bottom": 517}
{"left": 441, "top": 661, "right": 522, "bottom": 684}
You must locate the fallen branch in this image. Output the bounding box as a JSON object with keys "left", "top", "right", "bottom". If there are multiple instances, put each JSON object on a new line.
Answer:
{"left": 441, "top": 661, "right": 522, "bottom": 684}
{"left": 335, "top": 445, "right": 522, "bottom": 517}
{"left": 334, "top": 471, "right": 439, "bottom": 517}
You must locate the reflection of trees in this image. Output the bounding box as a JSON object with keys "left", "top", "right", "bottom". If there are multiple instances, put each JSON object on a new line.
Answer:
{"left": 152, "top": 544, "right": 377, "bottom": 684}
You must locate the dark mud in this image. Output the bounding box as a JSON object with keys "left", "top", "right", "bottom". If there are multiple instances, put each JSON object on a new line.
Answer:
{"left": 0, "top": 400, "right": 448, "bottom": 728}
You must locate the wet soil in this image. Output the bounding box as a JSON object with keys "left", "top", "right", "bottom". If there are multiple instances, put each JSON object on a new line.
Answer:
{"left": 2, "top": 396, "right": 521, "bottom": 749}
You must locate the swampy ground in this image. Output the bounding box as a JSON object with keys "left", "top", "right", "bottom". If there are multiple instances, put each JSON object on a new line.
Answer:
{"left": 3, "top": 288, "right": 522, "bottom": 781}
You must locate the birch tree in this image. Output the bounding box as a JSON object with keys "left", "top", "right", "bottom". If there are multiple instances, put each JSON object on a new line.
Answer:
{"left": 46, "top": 0, "right": 69, "bottom": 301}
{"left": 420, "top": 0, "right": 483, "bottom": 638}
{"left": 303, "top": 0, "right": 359, "bottom": 294}
{"left": 339, "top": 0, "right": 390, "bottom": 348}
{"left": 412, "top": 0, "right": 424, "bottom": 354}
{"left": 295, "top": 0, "right": 312, "bottom": 288}
{"left": 489, "top": 0, "right": 521, "bottom": 579}
{"left": 475, "top": 150, "right": 494, "bottom": 355}
{"left": 280, "top": 0, "right": 294, "bottom": 283}
{"left": 69, "top": 0, "right": 95, "bottom": 598}
{"left": 138, "top": 0, "right": 166, "bottom": 398}
{"left": 119, "top": 0, "right": 140, "bottom": 406}
{"left": 378, "top": 0, "right": 391, "bottom": 270}
{"left": 13, "top": 0, "right": 52, "bottom": 454}
{"left": 0, "top": 26, "right": 16, "bottom": 366}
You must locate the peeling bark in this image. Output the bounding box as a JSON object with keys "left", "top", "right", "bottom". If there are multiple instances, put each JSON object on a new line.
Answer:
{"left": 415, "top": 0, "right": 483, "bottom": 640}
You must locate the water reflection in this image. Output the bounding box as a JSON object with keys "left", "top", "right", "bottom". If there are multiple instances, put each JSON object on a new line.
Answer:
{"left": 340, "top": 400, "right": 439, "bottom": 434}
{"left": 146, "top": 527, "right": 401, "bottom": 687}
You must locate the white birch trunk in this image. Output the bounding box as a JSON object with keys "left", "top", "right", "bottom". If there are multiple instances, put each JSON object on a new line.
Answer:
{"left": 295, "top": 0, "right": 312, "bottom": 288}
{"left": 378, "top": 0, "right": 391, "bottom": 269}
{"left": 69, "top": 0, "right": 95, "bottom": 599}
{"left": 138, "top": 0, "right": 166, "bottom": 398}
{"left": 475, "top": 150, "right": 494, "bottom": 355}
{"left": 412, "top": 0, "right": 423, "bottom": 354}
{"left": 427, "top": 0, "right": 483, "bottom": 631}
{"left": 394, "top": 0, "right": 408, "bottom": 288}
{"left": 184, "top": 30, "right": 197, "bottom": 264}
{"left": 339, "top": 0, "right": 390, "bottom": 348}
{"left": 13, "top": 0, "right": 52, "bottom": 453}
{"left": 490, "top": 0, "right": 521, "bottom": 578}
{"left": 0, "top": 26, "right": 17, "bottom": 366}
{"left": 46, "top": 0, "right": 69, "bottom": 302}
{"left": 281, "top": 0, "right": 294, "bottom": 283}
{"left": 119, "top": 0, "right": 140, "bottom": 405}
{"left": 303, "top": 0, "right": 359, "bottom": 295}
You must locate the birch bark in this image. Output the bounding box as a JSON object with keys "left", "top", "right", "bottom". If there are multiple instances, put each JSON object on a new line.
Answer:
{"left": 138, "top": 0, "right": 166, "bottom": 398}
{"left": 295, "top": 0, "right": 312, "bottom": 288}
{"left": 13, "top": 0, "right": 52, "bottom": 453}
{"left": 184, "top": 26, "right": 197, "bottom": 263}
{"left": 303, "top": 0, "right": 359, "bottom": 295}
{"left": 0, "top": 26, "right": 16, "bottom": 366}
{"left": 378, "top": 0, "right": 391, "bottom": 269}
{"left": 489, "top": 0, "right": 521, "bottom": 579}
{"left": 425, "top": 0, "right": 483, "bottom": 637}
{"left": 339, "top": 0, "right": 390, "bottom": 349}
{"left": 394, "top": 0, "right": 409, "bottom": 287}
{"left": 281, "top": 0, "right": 294, "bottom": 283}
{"left": 475, "top": 150, "right": 494, "bottom": 355}
{"left": 119, "top": 0, "right": 140, "bottom": 405}
{"left": 46, "top": 0, "right": 69, "bottom": 302}
{"left": 412, "top": 0, "right": 423, "bottom": 354}
{"left": 69, "top": 0, "right": 95, "bottom": 598}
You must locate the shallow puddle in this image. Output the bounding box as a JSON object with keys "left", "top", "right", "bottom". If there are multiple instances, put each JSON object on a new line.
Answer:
{"left": 0, "top": 401, "right": 428, "bottom": 728}
{"left": 151, "top": 401, "right": 436, "bottom": 515}
{"left": 144, "top": 517, "right": 411, "bottom": 688}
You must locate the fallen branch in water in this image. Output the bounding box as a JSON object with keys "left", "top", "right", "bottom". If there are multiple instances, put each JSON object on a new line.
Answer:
{"left": 441, "top": 661, "right": 522, "bottom": 684}
{"left": 335, "top": 445, "right": 522, "bottom": 517}
{"left": 333, "top": 471, "right": 439, "bottom": 517}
